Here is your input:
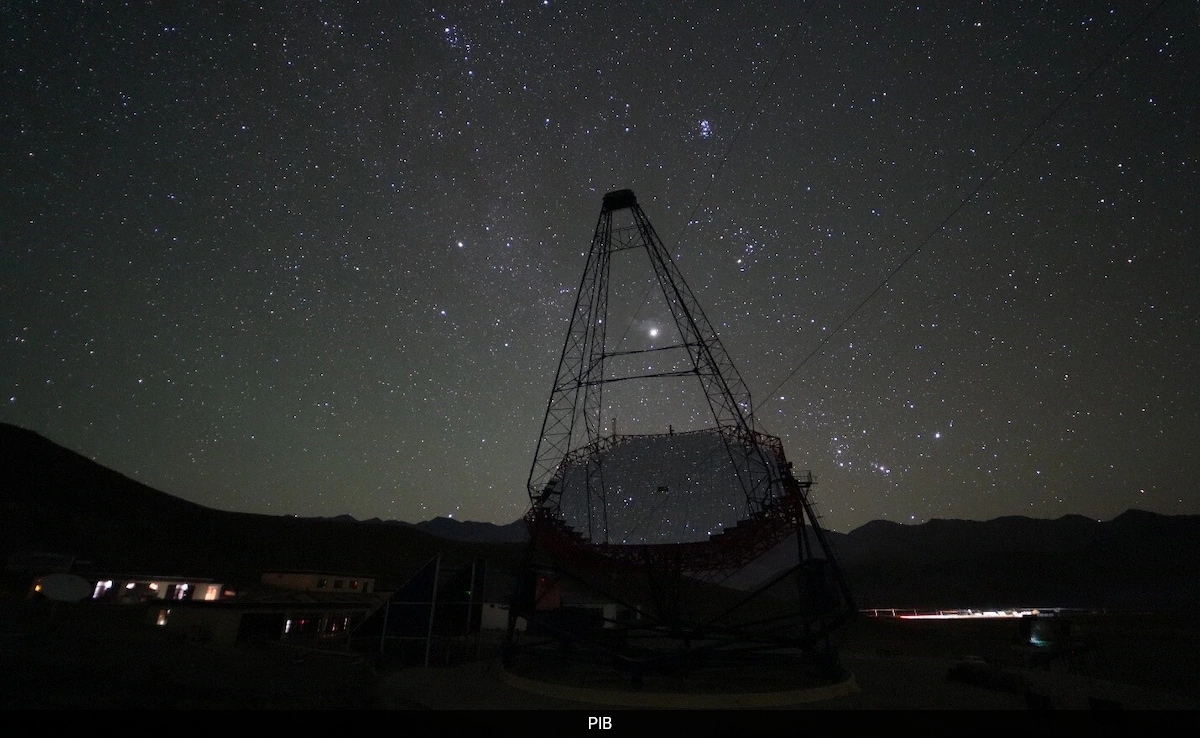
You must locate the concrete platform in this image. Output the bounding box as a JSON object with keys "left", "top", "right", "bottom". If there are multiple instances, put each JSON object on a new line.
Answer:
{"left": 377, "top": 648, "right": 1200, "bottom": 713}
{"left": 376, "top": 615, "right": 1200, "bottom": 714}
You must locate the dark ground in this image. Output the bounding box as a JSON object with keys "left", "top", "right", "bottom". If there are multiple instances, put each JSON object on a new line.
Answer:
{"left": 3, "top": 597, "right": 1198, "bottom": 712}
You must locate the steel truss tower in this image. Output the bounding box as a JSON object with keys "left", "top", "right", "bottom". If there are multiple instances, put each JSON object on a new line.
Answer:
{"left": 505, "top": 189, "right": 856, "bottom": 690}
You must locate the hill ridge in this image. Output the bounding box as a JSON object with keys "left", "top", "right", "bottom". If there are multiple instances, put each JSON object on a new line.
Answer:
{"left": 3, "top": 421, "right": 1197, "bottom": 611}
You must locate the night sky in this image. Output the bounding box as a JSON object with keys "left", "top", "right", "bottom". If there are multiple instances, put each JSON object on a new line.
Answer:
{"left": 3, "top": 1, "right": 1197, "bottom": 534}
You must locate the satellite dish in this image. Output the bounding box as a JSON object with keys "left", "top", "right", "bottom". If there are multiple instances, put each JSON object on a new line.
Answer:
{"left": 36, "top": 573, "right": 92, "bottom": 602}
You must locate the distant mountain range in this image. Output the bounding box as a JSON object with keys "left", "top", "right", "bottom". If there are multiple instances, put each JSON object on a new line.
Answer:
{"left": 2, "top": 421, "right": 1197, "bottom": 612}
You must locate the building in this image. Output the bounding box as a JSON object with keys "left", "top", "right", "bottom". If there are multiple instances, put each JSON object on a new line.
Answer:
{"left": 260, "top": 570, "right": 376, "bottom": 594}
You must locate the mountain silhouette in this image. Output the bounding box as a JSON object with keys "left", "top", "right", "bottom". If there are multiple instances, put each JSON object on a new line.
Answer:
{"left": 3, "top": 422, "right": 1196, "bottom": 612}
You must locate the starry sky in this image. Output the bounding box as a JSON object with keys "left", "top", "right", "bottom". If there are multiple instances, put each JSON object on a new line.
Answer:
{"left": 3, "top": 1, "right": 1197, "bottom": 534}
